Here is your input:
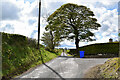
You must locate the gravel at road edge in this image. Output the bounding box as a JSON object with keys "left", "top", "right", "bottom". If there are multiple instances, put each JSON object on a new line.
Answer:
{"left": 84, "top": 64, "right": 103, "bottom": 78}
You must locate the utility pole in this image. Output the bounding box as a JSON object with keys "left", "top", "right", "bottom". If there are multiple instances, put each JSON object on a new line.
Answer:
{"left": 38, "top": 0, "right": 41, "bottom": 49}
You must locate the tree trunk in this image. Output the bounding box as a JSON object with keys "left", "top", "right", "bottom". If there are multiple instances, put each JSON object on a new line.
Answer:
{"left": 50, "top": 30, "right": 54, "bottom": 50}
{"left": 74, "top": 29, "right": 79, "bottom": 56}
{"left": 75, "top": 36, "right": 79, "bottom": 56}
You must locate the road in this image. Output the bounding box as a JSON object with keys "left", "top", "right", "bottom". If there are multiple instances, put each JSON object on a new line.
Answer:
{"left": 16, "top": 53, "right": 108, "bottom": 79}
{"left": 61, "top": 52, "right": 67, "bottom": 56}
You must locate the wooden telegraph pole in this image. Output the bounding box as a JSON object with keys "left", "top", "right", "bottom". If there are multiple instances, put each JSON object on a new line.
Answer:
{"left": 38, "top": 0, "right": 41, "bottom": 49}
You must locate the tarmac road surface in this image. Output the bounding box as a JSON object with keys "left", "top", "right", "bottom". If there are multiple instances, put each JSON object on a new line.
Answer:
{"left": 16, "top": 53, "right": 108, "bottom": 79}
{"left": 61, "top": 52, "right": 67, "bottom": 56}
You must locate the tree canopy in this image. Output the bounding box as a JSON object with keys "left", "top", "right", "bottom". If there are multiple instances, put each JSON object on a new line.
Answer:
{"left": 45, "top": 3, "right": 101, "bottom": 54}
{"left": 41, "top": 30, "right": 62, "bottom": 51}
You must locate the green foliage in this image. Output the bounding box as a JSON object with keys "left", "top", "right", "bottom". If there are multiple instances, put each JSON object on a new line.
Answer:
{"left": 46, "top": 3, "right": 101, "bottom": 52}
{"left": 69, "top": 43, "right": 119, "bottom": 56}
{"left": 2, "top": 32, "right": 61, "bottom": 79}
{"left": 47, "top": 3, "right": 101, "bottom": 40}
{"left": 41, "top": 32, "right": 53, "bottom": 49}
{"left": 41, "top": 31, "right": 62, "bottom": 50}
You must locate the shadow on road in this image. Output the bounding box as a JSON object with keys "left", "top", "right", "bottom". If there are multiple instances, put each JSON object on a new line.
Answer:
{"left": 43, "top": 63, "right": 65, "bottom": 80}
{"left": 39, "top": 50, "right": 65, "bottom": 80}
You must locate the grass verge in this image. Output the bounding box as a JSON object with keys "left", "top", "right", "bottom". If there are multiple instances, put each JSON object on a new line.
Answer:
{"left": 84, "top": 57, "right": 120, "bottom": 79}
{"left": 2, "top": 32, "right": 62, "bottom": 80}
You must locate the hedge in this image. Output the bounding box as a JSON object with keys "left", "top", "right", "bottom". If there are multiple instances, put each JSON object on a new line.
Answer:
{"left": 69, "top": 43, "right": 119, "bottom": 56}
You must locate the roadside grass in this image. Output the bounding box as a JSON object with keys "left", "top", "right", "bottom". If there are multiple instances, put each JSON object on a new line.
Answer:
{"left": 100, "top": 57, "right": 120, "bottom": 78}
{"left": 65, "top": 50, "right": 74, "bottom": 56}
{"left": 84, "top": 57, "right": 120, "bottom": 79}
{"left": 2, "top": 32, "right": 62, "bottom": 79}
{"left": 66, "top": 53, "right": 73, "bottom": 56}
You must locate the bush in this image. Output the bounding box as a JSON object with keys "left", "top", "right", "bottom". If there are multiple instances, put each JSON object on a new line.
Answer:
{"left": 27, "top": 37, "right": 37, "bottom": 48}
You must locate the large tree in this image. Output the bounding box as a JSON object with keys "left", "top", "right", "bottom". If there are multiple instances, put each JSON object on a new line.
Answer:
{"left": 46, "top": 3, "right": 101, "bottom": 54}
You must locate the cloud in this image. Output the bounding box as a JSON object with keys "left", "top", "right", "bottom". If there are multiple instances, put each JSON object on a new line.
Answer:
{"left": 20, "top": 0, "right": 39, "bottom": 18}
{"left": 24, "top": 0, "right": 35, "bottom": 4}
{"left": 29, "top": 2, "right": 39, "bottom": 17}
{"left": 30, "top": 30, "right": 38, "bottom": 38}
{"left": 33, "top": 0, "right": 119, "bottom": 48}
{"left": 1, "top": 0, "right": 119, "bottom": 48}
{"left": 28, "top": 19, "right": 36, "bottom": 25}
{"left": 0, "top": 0, "right": 45, "bottom": 39}
{"left": 60, "top": 39, "right": 74, "bottom": 46}
{"left": 30, "top": 8, "right": 39, "bottom": 17}
{"left": 46, "top": 2, "right": 64, "bottom": 14}
{"left": 0, "top": 24, "right": 14, "bottom": 33}
{"left": 100, "top": 24, "right": 110, "bottom": 32}
{"left": 1, "top": 1, "right": 20, "bottom": 20}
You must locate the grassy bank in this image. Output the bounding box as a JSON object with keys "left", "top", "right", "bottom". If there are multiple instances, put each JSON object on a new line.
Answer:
{"left": 100, "top": 58, "right": 120, "bottom": 78}
{"left": 84, "top": 58, "right": 120, "bottom": 79}
{"left": 2, "top": 32, "right": 62, "bottom": 79}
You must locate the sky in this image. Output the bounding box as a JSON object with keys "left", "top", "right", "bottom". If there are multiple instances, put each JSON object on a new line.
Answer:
{"left": 0, "top": 0, "right": 119, "bottom": 49}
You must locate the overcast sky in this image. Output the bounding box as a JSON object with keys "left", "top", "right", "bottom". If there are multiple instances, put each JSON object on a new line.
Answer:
{"left": 0, "top": 0, "right": 119, "bottom": 49}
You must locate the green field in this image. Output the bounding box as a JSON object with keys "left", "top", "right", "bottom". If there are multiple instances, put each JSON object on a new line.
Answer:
{"left": 2, "top": 32, "right": 62, "bottom": 79}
